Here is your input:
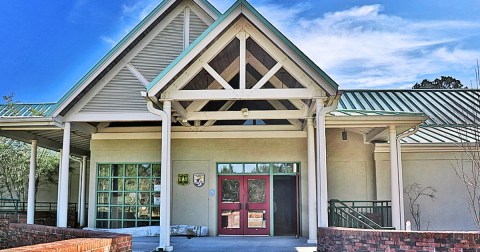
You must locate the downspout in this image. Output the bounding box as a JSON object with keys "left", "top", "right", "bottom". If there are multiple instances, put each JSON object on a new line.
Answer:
{"left": 395, "top": 125, "right": 419, "bottom": 230}
{"left": 316, "top": 91, "right": 342, "bottom": 228}
{"left": 142, "top": 93, "right": 173, "bottom": 252}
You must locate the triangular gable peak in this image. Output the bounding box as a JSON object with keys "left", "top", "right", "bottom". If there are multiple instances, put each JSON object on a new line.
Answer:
{"left": 146, "top": 0, "right": 338, "bottom": 127}
{"left": 49, "top": 0, "right": 220, "bottom": 120}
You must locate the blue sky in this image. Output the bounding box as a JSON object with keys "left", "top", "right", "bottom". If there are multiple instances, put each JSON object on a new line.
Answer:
{"left": 1, "top": 0, "right": 479, "bottom": 103}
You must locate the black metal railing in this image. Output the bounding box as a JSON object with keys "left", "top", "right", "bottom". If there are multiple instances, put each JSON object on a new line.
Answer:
{"left": 0, "top": 198, "right": 19, "bottom": 214}
{"left": 0, "top": 199, "right": 78, "bottom": 213}
{"left": 329, "top": 199, "right": 394, "bottom": 230}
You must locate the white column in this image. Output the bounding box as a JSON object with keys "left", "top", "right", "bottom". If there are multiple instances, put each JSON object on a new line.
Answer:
{"left": 397, "top": 141, "right": 405, "bottom": 230}
{"left": 159, "top": 101, "right": 173, "bottom": 251}
{"left": 389, "top": 125, "right": 401, "bottom": 229}
{"left": 27, "top": 140, "right": 37, "bottom": 224}
{"left": 56, "top": 149, "right": 62, "bottom": 223}
{"left": 316, "top": 100, "right": 329, "bottom": 227}
{"left": 80, "top": 156, "right": 87, "bottom": 227}
{"left": 307, "top": 118, "right": 317, "bottom": 243}
{"left": 77, "top": 159, "right": 82, "bottom": 224}
{"left": 57, "top": 122, "right": 71, "bottom": 228}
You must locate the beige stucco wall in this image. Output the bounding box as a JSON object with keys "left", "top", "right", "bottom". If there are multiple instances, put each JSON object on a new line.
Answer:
{"left": 326, "top": 129, "right": 376, "bottom": 201}
{"left": 88, "top": 137, "right": 309, "bottom": 236}
{"left": 375, "top": 147, "right": 478, "bottom": 231}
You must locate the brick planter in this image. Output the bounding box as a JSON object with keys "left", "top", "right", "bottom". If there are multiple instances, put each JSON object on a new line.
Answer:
{"left": 318, "top": 227, "right": 480, "bottom": 252}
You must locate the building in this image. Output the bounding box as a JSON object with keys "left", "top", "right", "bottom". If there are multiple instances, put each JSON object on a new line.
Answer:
{"left": 0, "top": 0, "right": 478, "bottom": 250}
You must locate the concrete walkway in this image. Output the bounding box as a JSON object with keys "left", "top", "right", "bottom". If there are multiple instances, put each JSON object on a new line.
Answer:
{"left": 133, "top": 236, "right": 317, "bottom": 252}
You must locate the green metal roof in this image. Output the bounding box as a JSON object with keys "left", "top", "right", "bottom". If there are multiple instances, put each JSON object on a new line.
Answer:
{"left": 0, "top": 103, "right": 54, "bottom": 117}
{"left": 338, "top": 89, "right": 480, "bottom": 126}
{"left": 47, "top": 0, "right": 221, "bottom": 117}
{"left": 146, "top": 0, "right": 339, "bottom": 94}
{"left": 330, "top": 109, "right": 425, "bottom": 117}
{"left": 401, "top": 125, "right": 479, "bottom": 144}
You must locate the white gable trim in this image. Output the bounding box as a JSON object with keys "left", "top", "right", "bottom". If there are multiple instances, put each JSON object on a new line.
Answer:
{"left": 53, "top": 0, "right": 218, "bottom": 118}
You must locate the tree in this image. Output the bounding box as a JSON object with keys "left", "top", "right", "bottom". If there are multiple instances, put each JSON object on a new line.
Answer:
{"left": 413, "top": 76, "right": 466, "bottom": 89}
{"left": 0, "top": 94, "right": 60, "bottom": 201}
{"left": 404, "top": 183, "right": 437, "bottom": 230}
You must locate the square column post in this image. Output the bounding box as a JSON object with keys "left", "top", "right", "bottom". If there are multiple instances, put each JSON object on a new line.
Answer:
{"left": 57, "top": 122, "right": 71, "bottom": 228}
{"left": 307, "top": 118, "right": 317, "bottom": 243}
{"left": 79, "top": 156, "right": 88, "bottom": 227}
{"left": 159, "top": 100, "right": 173, "bottom": 251}
{"left": 316, "top": 100, "right": 328, "bottom": 227}
{"left": 27, "top": 140, "right": 37, "bottom": 224}
{"left": 56, "top": 149, "right": 62, "bottom": 223}
{"left": 397, "top": 140, "right": 405, "bottom": 230}
{"left": 389, "top": 125, "right": 401, "bottom": 229}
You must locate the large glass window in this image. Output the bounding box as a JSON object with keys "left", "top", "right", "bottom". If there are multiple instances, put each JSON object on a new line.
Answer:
{"left": 96, "top": 163, "right": 161, "bottom": 228}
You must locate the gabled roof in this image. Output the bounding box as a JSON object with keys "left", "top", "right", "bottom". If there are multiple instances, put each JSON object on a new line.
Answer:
{"left": 47, "top": 0, "right": 220, "bottom": 117}
{"left": 338, "top": 89, "right": 480, "bottom": 126}
{"left": 147, "top": 0, "right": 339, "bottom": 96}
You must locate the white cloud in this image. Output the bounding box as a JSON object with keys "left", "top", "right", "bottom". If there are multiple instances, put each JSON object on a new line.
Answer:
{"left": 101, "top": 0, "right": 158, "bottom": 48}
{"left": 249, "top": 3, "right": 480, "bottom": 89}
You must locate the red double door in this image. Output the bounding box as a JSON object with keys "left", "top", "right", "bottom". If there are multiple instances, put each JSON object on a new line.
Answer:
{"left": 218, "top": 175, "right": 270, "bottom": 235}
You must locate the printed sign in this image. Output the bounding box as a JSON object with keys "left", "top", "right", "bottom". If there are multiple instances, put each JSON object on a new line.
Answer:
{"left": 178, "top": 174, "right": 189, "bottom": 186}
{"left": 193, "top": 173, "right": 205, "bottom": 187}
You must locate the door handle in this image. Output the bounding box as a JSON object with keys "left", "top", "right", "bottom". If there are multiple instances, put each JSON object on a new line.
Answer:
{"left": 246, "top": 203, "right": 249, "bottom": 210}
{"left": 239, "top": 203, "right": 242, "bottom": 210}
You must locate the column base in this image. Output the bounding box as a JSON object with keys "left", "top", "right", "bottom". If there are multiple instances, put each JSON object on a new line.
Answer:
{"left": 156, "top": 246, "right": 173, "bottom": 252}
{"left": 307, "top": 239, "right": 317, "bottom": 244}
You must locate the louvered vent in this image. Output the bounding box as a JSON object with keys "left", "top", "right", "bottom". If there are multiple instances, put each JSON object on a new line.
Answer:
{"left": 130, "top": 11, "right": 185, "bottom": 82}
{"left": 190, "top": 11, "right": 209, "bottom": 44}
{"left": 80, "top": 67, "right": 148, "bottom": 113}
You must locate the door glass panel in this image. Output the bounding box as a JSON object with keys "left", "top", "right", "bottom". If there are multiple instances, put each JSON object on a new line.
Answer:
{"left": 221, "top": 210, "right": 240, "bottom": 229}
{"left": 248, "top": 179, "right": 266, "bottom": 203}
{"left": 221, "top": 179, "right": 240, "bottom": 203}
{"left": 248, "top": 210, "right": 266, "bottom": 228}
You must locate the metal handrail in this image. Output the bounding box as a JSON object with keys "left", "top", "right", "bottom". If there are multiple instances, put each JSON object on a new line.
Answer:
{"left": 0, "top": 200, "right": 79, "bottom": 213}
{"left": 0, "top": 198, "right": 19, "bottom": 214}
{"left": 329, "top": 199, "right": 394, "bottom": 230}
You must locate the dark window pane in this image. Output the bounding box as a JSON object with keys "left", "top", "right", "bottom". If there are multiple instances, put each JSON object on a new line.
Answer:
{"left": 138, "top": 221, "right": 150, "bottom": 227}
{"left": 124, "top": 221, "right": 136, "bottom": 228}
{"left": 124, "top": 206, "right": 136, "bottom": 219}
{"left": 139, "top": 178, "right": 150, "bottom": 191}
{"left": 111, "top": 164, "right": 124, "bottom": 177}
{"left": 139, "top": 164, "right": 151, "bottom": 177}
{"left": 97, "top": 193, "right": 109, "bottom": 204}
{"left": 152, "top": 164, "right": 161, "bottom": 177}
{"left": 111, "top": 192, "right": 123, "bottom": 205}
{"left": 98, "top": 164, "right": 110, "bottom": 177}
{"left": 96, "top": 220, "right": 108, "bottom": 228}
{"left": 124, "top": 192, "right": 137, "bottom": 205}
{"left": 97, "top": 178, "right": 110, "bottom": 191}
{"left": 139, "top": 192, "right": 151, "bottom": 205}
{"left": 125, "top": 179, "right": 137, "bottom": 191}
{"left": 138, "top": 206, "right": 151, "bottom": 219}
{"left": 152, "top": 207, "right": 160, "bottom": 220}
{"left": 125, "top": 164, "right": 136, "bottom": 177}
{"left": 97, "top": 206, "right": 109, "bottom": 219}
{"left": 111, "top": 178, "right": 124, "bottom": 191}
{"left": 110, "top": 220, "right": 122, "bottom": 229}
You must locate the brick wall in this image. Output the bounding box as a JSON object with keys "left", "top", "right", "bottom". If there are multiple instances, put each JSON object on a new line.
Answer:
{"left": 4, "top": 223, "right": 131, "bottom": 251}
{"left": 318, "top": 227, "right": 480, "bottom": 252}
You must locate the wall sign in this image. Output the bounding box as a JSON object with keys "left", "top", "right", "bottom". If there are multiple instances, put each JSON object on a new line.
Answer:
{"left": 193, "top": 173, "right": 205, "bottom": 187}
{"left": 178, "top": 174, "right": 189, "bottom": 186}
